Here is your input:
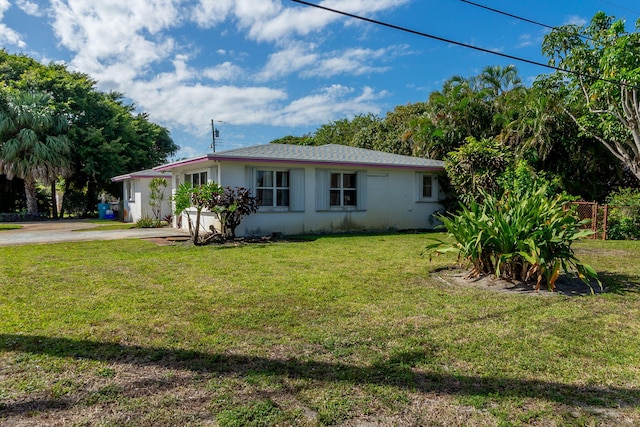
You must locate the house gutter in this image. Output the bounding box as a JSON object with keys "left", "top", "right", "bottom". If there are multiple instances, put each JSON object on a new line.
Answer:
{"left": 154, "top": 155, "right": 444, "bottom": 172}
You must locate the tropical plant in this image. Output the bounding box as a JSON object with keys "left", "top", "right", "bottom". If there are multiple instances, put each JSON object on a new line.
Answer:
{"left": 172, "top": 182, "right": 223, "bottom": 245}
{"left": 205, "top": 186, "right": 259, "bottom": 239}
{"left": 426, "top": 185, "right": 600, "bottom": 291}
{"left": 148, "top": 177, "right": 167, "bottom": 226}
{"left": 0, "top": 89, "right": 71, "bottom": 214}
{"left": 135, "top": 215, "right": 157, "bottom": 228}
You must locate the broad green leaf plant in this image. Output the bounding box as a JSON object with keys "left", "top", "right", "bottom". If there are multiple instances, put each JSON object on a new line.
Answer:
{"left": 426, "top": 186, "right": 600, "bottom": 292}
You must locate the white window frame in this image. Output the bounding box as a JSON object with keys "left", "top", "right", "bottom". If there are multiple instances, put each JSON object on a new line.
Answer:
{"left": 329, "top": 171, "right": 358, "bottom": 209}
{"left": 256, "top": 169, "right": 290, "bottom": 209}
{"left": 316, "top": 169, "right": 366, "bottom": 211}
{"left": 416, "top": 173, "right": 438, "bottom": 202}
{"left": 185, "top": 171, "right": 208, "bottom": 187}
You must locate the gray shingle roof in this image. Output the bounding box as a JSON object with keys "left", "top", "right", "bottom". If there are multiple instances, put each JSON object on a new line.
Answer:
{"left": 111, "top": 169, "right": 170, "bottom": 182}
{"left": 213, "top": 144, "right": 444, "bottom": 169}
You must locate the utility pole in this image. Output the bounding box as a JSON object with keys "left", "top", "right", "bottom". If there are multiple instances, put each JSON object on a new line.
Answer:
{"left": 210, "top": 119, "right": 220, "bottom": 152}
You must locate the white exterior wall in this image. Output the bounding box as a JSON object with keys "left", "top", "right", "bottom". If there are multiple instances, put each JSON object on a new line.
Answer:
{"left": 171, "top": 160, "right": 443, "bottom": 236}
{"left": 122, "top": 177, "right": 173, "bottom": 223}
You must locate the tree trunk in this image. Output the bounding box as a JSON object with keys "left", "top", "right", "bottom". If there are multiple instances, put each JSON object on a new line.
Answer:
{"left": 62, "top": 180, "right": 71, "bottom": 217}
{"left": 86, "top": 178, "right": 96, "bottom": 216}
{"left": 193, "top": 208, "right": 202, "bottom": 245}
{"left": 24, "top": 174, "right": 38, "bottom": 215}
{"left": 51, "top": 180, "right": 58, "bottom": 219}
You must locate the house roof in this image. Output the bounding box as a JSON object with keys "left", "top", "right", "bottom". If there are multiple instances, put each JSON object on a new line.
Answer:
{"left": 111, "top": 169, "right": 171, "bottom": 182}
{"left": 155, "top": 144, "right": 444, "bottom": 171}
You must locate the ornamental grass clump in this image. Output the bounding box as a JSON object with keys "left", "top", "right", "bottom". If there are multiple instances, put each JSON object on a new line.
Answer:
{"left": 426, "top": 186, "right": 600, "bottom": 291}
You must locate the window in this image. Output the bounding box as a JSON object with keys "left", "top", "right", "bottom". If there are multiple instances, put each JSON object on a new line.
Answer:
{"left": 316, "top": 170, "right": 366, "bottom": 211}
{"left": 422, "top": 174, "right": 433, "bottom": 198}
{"left": 186, "top": 171, "right": 207, "bottom": 187}
{"left": 256, "top": 170, "right": 289, "bottom": 207}
{"left": 330, "top": 172, "right": 357, "bottom": 207}
{"left": 416, "top": 173, "right": 437, "bottom": 202}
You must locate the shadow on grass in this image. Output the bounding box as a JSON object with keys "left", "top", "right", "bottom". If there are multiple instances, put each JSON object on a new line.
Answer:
{"left": 1, "top": 334, "right": 639, "bottom": 416}
{"left": 598, "top": 271, "right": 640, "bottom": 294}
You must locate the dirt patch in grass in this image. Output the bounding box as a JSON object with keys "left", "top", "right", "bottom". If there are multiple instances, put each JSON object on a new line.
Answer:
{"left": 435, "top": 268, "right": 603, "bottom": 296}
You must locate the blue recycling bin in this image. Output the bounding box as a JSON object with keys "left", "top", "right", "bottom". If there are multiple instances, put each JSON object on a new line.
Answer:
{"left": 98, "top": 203, "right": 110, "bottom": 219}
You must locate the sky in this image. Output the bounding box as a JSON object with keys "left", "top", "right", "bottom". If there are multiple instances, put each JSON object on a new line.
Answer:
{"left": 1, "top": 0, "right": 639, "bottom": 161}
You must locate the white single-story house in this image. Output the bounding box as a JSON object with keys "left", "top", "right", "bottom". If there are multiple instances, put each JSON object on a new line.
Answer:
{"left": 111, "top": 169, "right": 172, "bottom": 223}
{"left": 154, "top": 143, "right": 445, "bottom": 236}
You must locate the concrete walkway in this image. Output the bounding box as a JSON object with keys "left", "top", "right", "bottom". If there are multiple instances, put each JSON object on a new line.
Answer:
{"left": 0, "top": 220, "right": 190, "bottom": 246}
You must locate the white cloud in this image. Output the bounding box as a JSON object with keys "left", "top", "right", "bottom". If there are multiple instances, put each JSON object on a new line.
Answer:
{"left": 517, "top": 34, "right": 534, "bottom": 48}
{"left": 273, "top": 84, "right": 385, "bottom": 126}
{"left": 205, "top": 0, "right": 411, "bottom": 43}
{"left": 0, "top": 0, "right": 26, "bottom": 48}
{"left": 39, "top": 0, "right": 403, "bottom": 151}
{"left": 259, "top": 44, "right": 404, "bottom": 81}
{"left": 16, "top": 0, "right": 41, "bottom": 16}
{"left": 303, "top": 47, "right": 390, "bottom": 78}
{"left": 203, "top": 61, "right": 243, "bottom": 82}
{"left": 49, "top": 0, "right": 181, "bottom": 78}
{"left": 564, "top": 15, "right": 587, "bottom": 26}
{"left": 190, "top": 0, "right": 234, "bottom": 28}
{"left": 127, "top": 61, "right": 289, "bottom": 132}
{"left": 258, "top": 43, "right": 319, "bottom": 81}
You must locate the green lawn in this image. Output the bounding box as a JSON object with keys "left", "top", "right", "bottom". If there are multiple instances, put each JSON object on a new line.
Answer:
{"left": 73, "top": 219, "right": 138, "bottom": 231}
{"left": 0, "top": 234, "right": 639, "bottom": 426}
{"left": 0, "top": 224, "right": 21, "bottom": 231}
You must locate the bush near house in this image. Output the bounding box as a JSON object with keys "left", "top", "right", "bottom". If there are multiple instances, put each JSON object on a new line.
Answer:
{"left": 173, "top": 182, "right": 258, "bottom": 245}
{"left": 426, "top": 185, "right": 599, "bottom": 291}
{"left": 606, "top": 188, "right": 640, "bottom": 240}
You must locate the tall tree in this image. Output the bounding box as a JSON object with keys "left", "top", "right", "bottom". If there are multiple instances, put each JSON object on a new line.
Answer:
{"left": 419, "top": 75, "right": 497, "bottom": 159}
{"left": 542, "top": 11, "right": 640, "bottom": 181}
{"left": 312, "top": 113, "right": 379, "bottom": 146}
{"left": 0, "top": 90, "right": 71, "bottom": 214}
{"left": 0, "top": 50, "right": 178, "bottom": 214}
{"left": 475, "top": 64, "right": 524, "bottom": 98}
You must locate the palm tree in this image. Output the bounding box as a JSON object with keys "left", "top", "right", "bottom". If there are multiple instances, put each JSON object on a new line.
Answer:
{"left": 0, "top": 90, "right": 71, "bottom": 215}
{"left": 477, "top": 64, "right": 523, "bottom": 98}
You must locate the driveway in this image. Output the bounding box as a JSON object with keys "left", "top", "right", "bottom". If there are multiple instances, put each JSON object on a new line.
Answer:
{"left": 0, "top": 221, "right": 190, "bottom": 246}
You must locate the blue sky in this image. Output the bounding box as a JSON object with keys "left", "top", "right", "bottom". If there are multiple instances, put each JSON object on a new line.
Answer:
{"left": 1, "top": 0, "right": 639, "bottom": 160}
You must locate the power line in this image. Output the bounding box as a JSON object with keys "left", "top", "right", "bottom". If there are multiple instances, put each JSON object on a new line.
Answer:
{"left": 599, "top": 0, "right": 640, "bottom": 16}
{"left": 459, "top": 0, "right": 556, "bottom": 32}
{"left": 289, "top": 0, "right": 640, "bottom": 90}
{"left": 459, "top": 0, "right": 596, "bottom": 44}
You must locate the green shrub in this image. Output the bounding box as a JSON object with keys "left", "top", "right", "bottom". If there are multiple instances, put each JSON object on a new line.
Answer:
{"left": 135, "top": 215, "right": 157, "bottom": 228}
{"left": 606, "top": 188, "right": 640, "bottom": 240}
{"left": 496, "top": 159, "right": 561, "bottom": 198}
{"left": 426, "top": 186, "right": 599, "bottom": 291}
{"left": 445, "top": 136, "right": 513, "bottom": 203}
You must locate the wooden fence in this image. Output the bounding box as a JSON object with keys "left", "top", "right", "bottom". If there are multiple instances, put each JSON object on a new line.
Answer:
{"left": 565, "top": 201, "right": 608, "bottom": 240}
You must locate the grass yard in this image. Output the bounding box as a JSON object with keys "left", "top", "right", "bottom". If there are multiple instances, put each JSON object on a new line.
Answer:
{"left": 73, "top": 219, "right": 138, "bottom": 231}
{"left": 0, "top": 234, "right": 639, "bottom": 426}
{"left": 0, "top": 224, "right": 22, "bottom": 231}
